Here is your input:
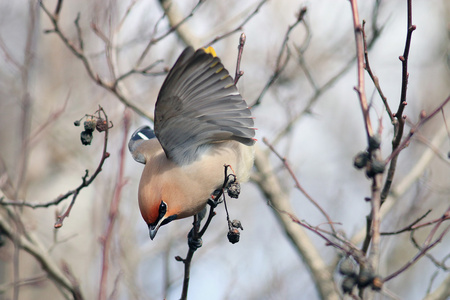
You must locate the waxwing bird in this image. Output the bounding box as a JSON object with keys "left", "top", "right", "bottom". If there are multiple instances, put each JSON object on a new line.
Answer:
{"left": 129, "top": 47, "right": 255, "bottom": 240}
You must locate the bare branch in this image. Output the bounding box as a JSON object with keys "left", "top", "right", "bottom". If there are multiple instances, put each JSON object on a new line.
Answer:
{"left": 252, "top": 146, "right": 340, "bottom": 300}
{"left": 263, "top": 137, "right": 337, "bottom": 233}
{"left": 234, "top": 33, "right": 246, "bottom": 85}
{"left": 98, "top": 109, "right": 130, "bottom": 300}
{"left": 252, "top": 6, "right": 307, "bottom": 107}
{"left": 0, "top": 106, "right": 112, "bottom": 229}
{"left": 383, "top": 210, "right": 450, "bottom": 282}
{"left": 0, "top": 207, "right": 83, "bottom": 299}
{"left": 39, "top": 0, "right": 152, "bottom": 119}
{"left": 349, "top": 0, "right": 374, "bottom": 141}
{"left": 381, "top": 0, "right": 416, "bottom": 203}
{"left": 205, "top": 0, "right": 269, "bottom": 47}
{"left": 362, "top": 21, "right": 393, "bottom": 122}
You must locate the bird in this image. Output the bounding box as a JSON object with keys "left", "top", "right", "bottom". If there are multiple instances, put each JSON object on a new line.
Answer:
{"left": 128, "top": 46, "right": 255, "bottom": 240}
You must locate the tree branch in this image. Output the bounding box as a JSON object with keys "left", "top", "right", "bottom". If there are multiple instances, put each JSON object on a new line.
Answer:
{"left": 253, "top": 146, "right": 340, "bottom": 300}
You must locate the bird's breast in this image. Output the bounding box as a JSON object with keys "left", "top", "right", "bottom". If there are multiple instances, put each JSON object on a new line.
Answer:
{"left": 139, "top": 140, "right": 254, "bottom": 220}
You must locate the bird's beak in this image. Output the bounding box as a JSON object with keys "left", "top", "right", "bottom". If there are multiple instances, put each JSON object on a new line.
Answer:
{"left": 149, "top": 226, "right": 158, "bottom": 240}
{"left": 148, "top": 214, "right": 177, "bottom": 240}
{"left": 149, "top": 221, "right": 162, "bottom": 240}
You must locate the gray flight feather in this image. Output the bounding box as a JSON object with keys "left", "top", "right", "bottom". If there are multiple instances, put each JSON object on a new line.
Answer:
{"left": 154, "top": 47, "right": 255, "bottom": 166}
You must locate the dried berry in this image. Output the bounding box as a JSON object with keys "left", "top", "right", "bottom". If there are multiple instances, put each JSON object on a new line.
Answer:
{"left": 341, "top": 276, "right": 357, "bottom": 294}
{"left": 227, "top": 228, "right": 240, "bottom": 244}
{"left": 357, "top": 264, "right": 375, "bottom": 288}
{"left": 227, "top": 181, "right": 241, "bottom": 198}
{"left": 353, "top": 151, "right": 369, "bottom": 169}
{"left": 366, "top": 159, "right": 385, "bottom": 177}
{"left": 80, "top": 130, "right": 93, "bottom": 145}
{"left": 84, "top": 118, "right": 96, "bottom": 132}
{"left": 96, "top": 118, "right": 108, "bottom": 132}
{"left": 368, "top": 134, "right": 381, "bottom": 150}
{"left": 372, "top": 160, "right": 385, "bottom": 174}
{"left": 339, "top": 257, "right": 356, "bottom": 276}
{"left": 231, "top": 219, "right": 243, "bottom": 230}
{"left": 74, "top": 120, "right": 81, "bottom": 126}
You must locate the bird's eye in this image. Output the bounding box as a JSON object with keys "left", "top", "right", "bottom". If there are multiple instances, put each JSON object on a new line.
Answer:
{"left": 159, "top": 201, "right": 167, "bottom": 217}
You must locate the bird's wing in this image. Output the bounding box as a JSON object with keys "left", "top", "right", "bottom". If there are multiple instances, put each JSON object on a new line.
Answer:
{"left": 128, "top": 125, "right": 156, "bottom": 164}
{"left": 154, "top": 47, "right": 255, "bottom": 165}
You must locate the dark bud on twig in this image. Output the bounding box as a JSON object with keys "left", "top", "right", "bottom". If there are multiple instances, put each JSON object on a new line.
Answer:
{"left": 368, "top": 134, "right": 381, "bottom": 150}
{"left": 227, "top": 228, "right": 240, "bottom": 244}
{"left": 231, "top": 219, "right": 243, "bottom": 230}
{"left": 96, "top": 118, "right": 108, "bottom": 132}
{"left": 227, "top": 181, "right": 241, "bottom": 199}
{"left": 341, "top": 276, "right": 357, "bottom": 294}
{"left": 353, "top": 151, "right": 369, "bottom": 169}
{"left": 74, "top": 120, "right": 81, "bottom": 126}
{"left": 339, "top": 257, "right": 356, "bottom": 276}
{"left": 174, "top": 256, "right": 184, "bottom": 262}
{"left": 357, "top": 264, "right": 375, "bottom": 288}
{"left": 80, "top": 131, "right": 93, "bottom": 145}
{"left": 84, "top": 118, "right": 96, "bottom": 132}
{"left": 297, "top": 6, "right": 307, "bottom": 21}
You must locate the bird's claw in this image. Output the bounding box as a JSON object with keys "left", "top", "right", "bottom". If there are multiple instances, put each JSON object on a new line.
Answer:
{"left": 187, "top": 228, "right": 203, "bottom": 251}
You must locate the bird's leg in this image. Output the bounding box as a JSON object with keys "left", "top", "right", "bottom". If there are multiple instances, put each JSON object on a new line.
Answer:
{"left": 187, "top": 214, "right": 202, "bottom": 251}
{"left": 207, "top": 165, "right": 241, "bottom": 208}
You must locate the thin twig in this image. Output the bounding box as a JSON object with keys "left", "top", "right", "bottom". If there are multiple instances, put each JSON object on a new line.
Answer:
{"left": 98, "top": 109, "right": 130, "bottom": 300}
{"left": 252, "top": 7, "right": 307, "bottom": 107}
{"left": 39, "top": 0, "right": 151, "bottom": 119}
{"left": 263, "top": 137, "right": 336, "bottom": 233}
{"left": 380, "top": 210, "right": 432, "bottom": 235}
{"left": 205, "top": 0, "right": 269, "bottom": 47}
{"left": 0, "top": 208, "right": 84, "bottom": 299}
{"left": 383, "top": 209, "right": 450, "bottom": 282}
{"left": 140, "top": 0, "right": 205, "bottom": 59}
{"left": 0, "top": 107, "right": 112, "bottom": 229}
{"left": 381, "top": 0, "right": 416, "bottom": 202}
{"left": 114, "top": 59, "right": 164, "bottom": 90}
{"left": 362, "top": 21, "right": 393, "bottom": 121}
{"left": 252, "top": 147, "right": 340, "bottom": 299}
{"left": 234, "top": 33, "right": 246, "bottom": 85}
{"left": 272, "top": 11, "right": 383, "bottom": 145}
{"left": 349, "top": 2, "right": 384, "bottom": 287}
{"left": 349, "top": 0, "right": 374, "bottom": 141}
{"left": 384, "top": 96, "right": 450, "bottom": 165}
{"left": 410, "top": 229, "right": 450, "bottom": 272}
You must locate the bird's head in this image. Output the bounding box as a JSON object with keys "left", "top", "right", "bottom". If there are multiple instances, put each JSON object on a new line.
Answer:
{"left": 145, "top": 199, "right": 178, "bottom": 240}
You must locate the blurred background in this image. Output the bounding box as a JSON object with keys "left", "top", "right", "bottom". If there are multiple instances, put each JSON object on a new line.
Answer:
{"left": 0, "top": 0, "right": 449, "bottom": 299}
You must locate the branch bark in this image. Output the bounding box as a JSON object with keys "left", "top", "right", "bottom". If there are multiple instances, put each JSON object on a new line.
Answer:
{"left": 423, "top": 274, "right": 450, "bottom": 300}
{"left": 0, "top": 207, "right": 83, "bottom": 299}
{"left": 253, "top": 146, "right": 340, "bottom": 300}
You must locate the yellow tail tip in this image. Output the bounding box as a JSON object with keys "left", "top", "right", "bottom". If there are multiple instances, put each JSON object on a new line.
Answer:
{"left": 202, "top": 46, "right": 217, "bottom": 57}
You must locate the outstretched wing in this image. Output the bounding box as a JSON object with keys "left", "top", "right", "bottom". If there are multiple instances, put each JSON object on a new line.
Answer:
{"left": 154, "top": 47, "right": 255, "bottom": 165}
